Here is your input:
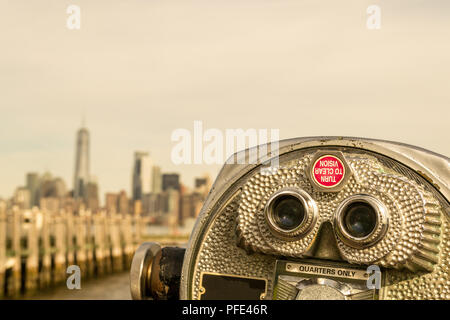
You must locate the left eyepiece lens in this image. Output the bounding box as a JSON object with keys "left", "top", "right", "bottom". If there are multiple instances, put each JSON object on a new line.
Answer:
{"left": 265, "top": 189, "right": 317, "bottom": 239}
{"left": 272, "top": 195, "right": 305, "bottom": 231}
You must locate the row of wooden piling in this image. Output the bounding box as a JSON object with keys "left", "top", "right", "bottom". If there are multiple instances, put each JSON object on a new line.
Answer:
{"left": 0, "top": 203, "right": 143, "bottom": 298}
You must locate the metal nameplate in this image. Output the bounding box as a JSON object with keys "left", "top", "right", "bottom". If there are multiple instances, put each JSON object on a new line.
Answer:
{"left": 286, "top": 262, "right": 369, "bottom": 281}
{"left": 199, "top": 272, "right": 267, "bottom": 300}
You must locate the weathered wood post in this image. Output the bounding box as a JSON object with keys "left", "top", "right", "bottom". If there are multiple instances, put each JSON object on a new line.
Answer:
{"left": 102, "top": 211, "right": 112, "bottom": 274}
{"left": 66, "top": 210, "right": 75, "bottom": 269}
{"left": 120, "top": 214, "right": 134, "bottom": 270}
{"left": 93, "top": 212, "right": 105, "bottom": 276}
{"left": 132, "top": 212, "right": 143, "bottom": 251}
{"left": 53, "top": 210, "right": 67, "bottom": 284}
{"left": 74, "top": 212, "right": 86, "bottom": 278}
{"left": 109, "top": 212, "right": 123, "bottom": 272}
{"left": 24, "top": 207, "right": 39, "bottom": 296}
{"left": 85, "top": 211, "right": 94, "bottom": 277}
{"left": 8, "top": 206, "right": 22, "bottom": 297}
{"left": 39, "top": 209, "right": 51, "bottom": 289}
{"left": 0, "top": 202, "right": 6, "bottom": 298}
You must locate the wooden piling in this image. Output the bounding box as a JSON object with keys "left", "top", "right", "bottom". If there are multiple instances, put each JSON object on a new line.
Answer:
{"left": 0, "top": 202, "right": 6, "bottom": 298}
{"left": 24, "top": 208, "right": 39, "bottom": 296}
{"left": 1, "top": 206, "right": 141, "bottom": 298}
{"left": 53, "top": 211, "right": 67, "bottom": 285}
{"left": 109, "top": 212, "right": 123, "bottom": 272}
{"left": 8, "top": 206, "right": 22, "bottom": 297}
{"left": 39, "top": 208, "right": 51, "bottom": 289}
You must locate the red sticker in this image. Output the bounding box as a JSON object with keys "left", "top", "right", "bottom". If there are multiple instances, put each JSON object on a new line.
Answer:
{"left": 312, "top": 155, "right": 345, "bottom": 188}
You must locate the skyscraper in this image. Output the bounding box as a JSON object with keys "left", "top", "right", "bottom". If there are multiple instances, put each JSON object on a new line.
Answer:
{"left": 26, "top": 172, "right": 40, "bottom": 207}
{"left": 73, "top": 126, "right": 90, "bottom": 200}
{"left": 132, "top": 151, "right": 152, "bottom": 201}
{"left": 117, "top": 190, "right": 129, "bottom": 215}
{"left": 151, "top": 165, "right": 162, "bottom": 194}
{"left": 162, "top": 173, "right": 180, "bottom": 191}
{"left": 40, "top": 176, "right": 67, "bottom": 198}
{"left": 194, "top": 174, "right": 212, "bottom": 197}
{"left": 86, "top": 179, "right": 99, "bottom": 211}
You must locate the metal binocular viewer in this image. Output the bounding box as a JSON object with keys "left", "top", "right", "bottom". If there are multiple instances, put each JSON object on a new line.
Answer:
{"left": 130, "top": 137, "right": 449, "bottom": 300}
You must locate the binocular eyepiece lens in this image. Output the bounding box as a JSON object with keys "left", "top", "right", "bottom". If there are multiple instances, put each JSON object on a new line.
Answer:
{"left": 342, "top": 201, "right": 377, "bottom": 238}
{"left": 265, "top": 189, "right": 317, "bottom": 239}
{"left": 272, "top": 195, "right": 305, "bottom": 231}
{"left": 334, "top": 195, "right": 387, "bottom": 248}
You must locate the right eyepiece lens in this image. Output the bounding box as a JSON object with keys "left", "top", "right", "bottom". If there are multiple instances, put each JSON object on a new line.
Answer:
{"left": 342, "top": 201, "right": 377, "bottom": 238}
{"left": 272, "top": 195, "right": 305, "bottom": 231}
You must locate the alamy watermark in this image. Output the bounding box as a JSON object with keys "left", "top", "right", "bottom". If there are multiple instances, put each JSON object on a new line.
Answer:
{"left": 66, "top": 265, "right": 81, "bottom": 289}
{"left": 65, "top": 5, "right": 381, "bottom": 31}
{"left": 171, "top": 121, "right": 280, "bottom": 172}
{"left": 66, "top": 5, "right": 81, "bottom": 30}
{"left": 366, "top": 5, "right": 381, "bottom": 30}
{"left": 366, "top": 265, "right": 381, "bottom": 290}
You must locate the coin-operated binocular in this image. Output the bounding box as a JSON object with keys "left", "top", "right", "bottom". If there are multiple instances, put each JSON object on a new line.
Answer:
{"left": 130, "top": 137, "right": 449, "bottom": 300}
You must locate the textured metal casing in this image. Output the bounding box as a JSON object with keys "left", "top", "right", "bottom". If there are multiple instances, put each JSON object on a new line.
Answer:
{"left": 180, "top": 137, "right": 450, "bottom": 300}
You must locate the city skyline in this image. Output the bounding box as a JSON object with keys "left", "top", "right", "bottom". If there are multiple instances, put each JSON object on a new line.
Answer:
{"left": 0, "top": 116, "right": 221, "bottom": 199}
{"left": 2, "top": 124, "right": 212, "bottom": 208}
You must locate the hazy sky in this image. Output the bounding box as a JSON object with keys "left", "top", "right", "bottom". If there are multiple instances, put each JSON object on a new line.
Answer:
{"left": 1, "top": 0, "right": 449, "bottom": 199}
